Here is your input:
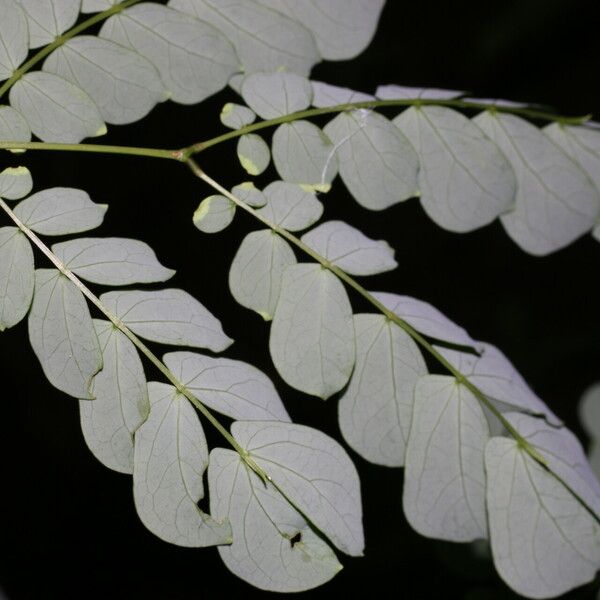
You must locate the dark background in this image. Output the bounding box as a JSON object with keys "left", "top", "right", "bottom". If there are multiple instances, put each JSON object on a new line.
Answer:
{"left": 1, "top": 1, "right": 600, "bottom": 598}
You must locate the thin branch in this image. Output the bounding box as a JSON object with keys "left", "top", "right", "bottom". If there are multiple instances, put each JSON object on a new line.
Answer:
{"left": 186, "top": 99, "right": 592, "bottom": 156}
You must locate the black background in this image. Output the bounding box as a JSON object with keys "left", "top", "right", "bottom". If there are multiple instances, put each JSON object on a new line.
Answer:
{"left": 1, "top": 1, "right": 600, "bottom": 598}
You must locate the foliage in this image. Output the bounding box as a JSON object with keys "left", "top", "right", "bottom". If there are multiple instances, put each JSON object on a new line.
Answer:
{"left": 0, "top": 1, "right": 599, "bottom": 598}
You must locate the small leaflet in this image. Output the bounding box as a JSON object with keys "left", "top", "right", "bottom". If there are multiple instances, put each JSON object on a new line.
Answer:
{"left": 0, "top": 0, "right": 28, "bottom": 81}
{"left": 403, "top": 375, "right": 489, "bottom": 541}
{"left": 393, "top": 106, "right": 516, "bottom": 232}
{"left": 545, "top": 123, "right": 600, "bottom": 195}
{"left": 485, "top": 437, "right": 600, "bottom": 598}
{"left": 13, "top": 187, "right": 107, "bottom": 235}
{"left": 504, "top": 412, "right": 600, "bottom": 520}
{"left": 164, "top": 351, "right": 290, "bottom": 421}
{"left": 10, "top": 72, "right": 106, "bottom": 143}
{"left": 18, "top": 0, "right": 80, "bottom": 49}
{"left": 28, "top": 269, "right": 102, "bottom": 399}
{"left": 240, "top": 72, "right": 312, "bottom": 119}
{"left": 51, "top": 237, "right": 175, "bottom": 286}
{"left": 258, "top": 181, "right": 323, "bottom": 231}
{"left": 169, "top": 0, "right": 320, "bottom": 76}
{"left": 101, "top": 3, "right": 238, "bottom": 105}
{"left": 257, "top": 0, "right": 385, "bottom": 61}
{"left": 474, "top": 112, "right": 600, "bottom": 255}
{"left": 310, "top": 81, "right": 374, "bottom": 108}
{"left": 0, "top": 105, "right": 31, "bottom": 143}
{"left": 0, "top": 166, "right": 33, "bottom": 200}
{"left": 375, "top": 85, "right": 464, "bottom": 100}
{"left": 0, "top": 227, "right": 34, "bottom": 331}
{"left": 269, "top": 263, "right": 354, "bottom": 399}
{"left": 44, "top": 36, "right": 168, "bottom": 125}
{"left": 232, "top": 420, "right": 365, "bottom": 556}
{"left": 220, "top": 102, "right": 255, "bottom": 130}
{"left": 301, "top": 220, "right": 397, "bottom": 275}
{"left": 580, "top": 383, "right": 600, "bottom": 477}
{"left": 324, "top": 110, "right": 419, "bottom": 210}
{"left": 209, "top": 448, "right": 342, "bottom": 592}
{"left": 100, "top": 288, "right": 233, "bottom": 352}
{"left": 193, "top": 195, "right": 235, "bottom": 233}
{"left": 231, "top": 182, "right": 266, "bottom": 207}
{"left": 133, "top": 382, "right": 232, "bottom": 547}
{"left": 80, "top": 319, "right": 149, "bottom": 474}
{"left": 437, "top": 343, "right": 561, "bottom": 426}
{"left": 371, "top": 291, "right": 477, "bottom": 347}
{"left": 237, "top": 134, "right": 270, "bottom": 175}
{"left": 228, "top": 229, "right": 297, "bottom": 321}
{"left": 338, "top": 313, "right": 427, "bottom": 467}
{"left": 272, "top": 120, "right": 338, "bottom": 190}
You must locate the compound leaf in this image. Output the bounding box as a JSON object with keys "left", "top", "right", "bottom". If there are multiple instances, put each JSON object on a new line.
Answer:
{"left": 324, "top": 110, "right": 419, "bottom": 210}
{"left": 100, "top": 288, "right": 233, "bottom": 352}
{"left": 80, "top": 319, "right": 149, "bottom": 474}
{"left": 338, "top": 313, "right": 427, "bottom": 467}
{"left": 474, "top": 112, "right": 600, "bottom": 255}
{"left": 209, "top": 447, "right": 342, "bottom": 592}
{"left": 269, "top": 263, "right": 354, "bottom": 399}
{"left": 403, "top": 375, "right": 489, "bottom": 541}
{"left": 272, "top": 120, "right": 338, "bottom": 190}
{"left": 232, "top": 420, "right": 364, "bottom": 556}
{"left": 301, "top": 220, "right": 397, "bottom": 275}
{"left": 44, "top": 36, "right": 168, "bottom": 125}
{"left": 28, "top": 269, "right": 102, "bottom": 399}
{"left": 133, "top": 381, "right": 232, "bottom": 547}
{"left": 0, "top": 166, "right": 32, "bottom": 200}
{"left": 18, "top": 0, "right": 80, "bottom": 49}
{"left": 0, "top": 226, "right": 34, "bottom": 331}
{"left": 169, "top": 0, "right": 319, "bottom": 75}
{"left": 51, "top": 237, "right": 175, "bottom": 286}
{"left": 228, "top": 229, "right": 297, "bottom": 321}
{"left": 240, "top": 72, "right": 312, "bottom": 119}
{"left": 485, "top": 437, "right": 600, "bottom": 598}
{"left": 10, "top": 71, "right": 106, "bottom": 143}
{"left": 393, "top": 106, "right": 516, "bottom": 232}
{"left": 164, "top": 350, "right": 290, "bottom": 421}
{"left": 101, "top": 3, "right": 238, "bottom": 105}
{"left": 258, "top": 181, "right": 323, "bottom": 231}
{"left": 13, "top": 187, "right": 107, "bottom": 235}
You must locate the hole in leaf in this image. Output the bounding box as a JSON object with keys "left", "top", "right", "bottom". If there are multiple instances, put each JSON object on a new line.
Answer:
{"left": 289, "top": 532, "right": 302, "bottom": 547}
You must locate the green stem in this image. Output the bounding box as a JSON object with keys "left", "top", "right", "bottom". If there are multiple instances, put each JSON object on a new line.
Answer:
{"left": 185, "top": 158, "right": 547, "bottom": 466}
{"left": 186, "top": 99, "right": 592, "bottom": 156}
{"left": 0, "top": 0, "right": 143, "bottom": 100}
{"left": 0, "top": 141, "right": 184, "bottom": 161}
{"left": 0, "top": 196, "right": 267, "bottom": 481}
